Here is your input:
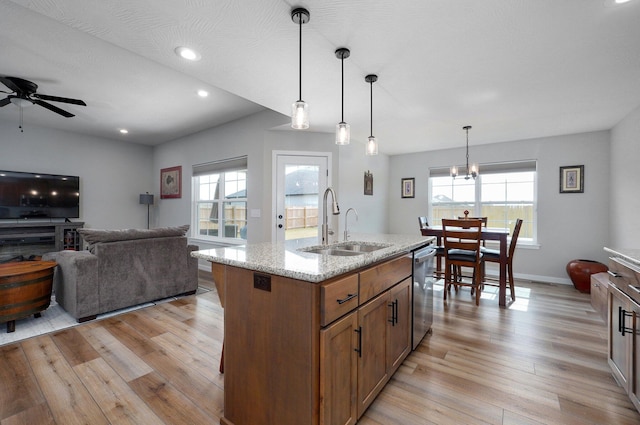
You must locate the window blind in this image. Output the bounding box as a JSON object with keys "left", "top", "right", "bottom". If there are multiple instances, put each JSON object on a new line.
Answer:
{"left": 429, "top": 160, "right": 536, "bottom": 177}
{"left": 192, "top": 156, "right": 248, "bottom": 176}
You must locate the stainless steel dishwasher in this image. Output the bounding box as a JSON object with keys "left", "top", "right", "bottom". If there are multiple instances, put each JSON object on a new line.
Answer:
{"left": 412, "top": 246, "right": 435, "bottom": 349}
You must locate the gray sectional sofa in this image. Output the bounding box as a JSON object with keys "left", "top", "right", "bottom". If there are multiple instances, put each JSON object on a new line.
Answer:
{"left": 43, "top": 225, "right": 198, "bottom": 322}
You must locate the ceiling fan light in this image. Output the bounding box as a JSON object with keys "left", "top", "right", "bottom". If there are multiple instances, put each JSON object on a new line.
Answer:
{"left": 336, "top": 122, "right": 350, "bottom": 145}
{"left": 291, "top": 100, "right": 309, "bottom": 129}
{"left": 365, "top": 136, "right": 378, "bottom": 156}
{"left": 10, "top": 97, "right": 32, "bottom": 108}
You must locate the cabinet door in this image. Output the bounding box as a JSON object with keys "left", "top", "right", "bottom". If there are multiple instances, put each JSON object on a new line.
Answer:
{"left": 630, "top": 301, "right": 640, "bottom": 411}
{"left": 608, "top": 285, "right": 631, "bottom": 390}
{"left": 357, "top": 292, "right": 389, "bottom": 418}
{"left": 320, "top": 312, "right": 358, "bottom": 425}
{"left": 387, "top": 277, "right": 412, "bottom": 373}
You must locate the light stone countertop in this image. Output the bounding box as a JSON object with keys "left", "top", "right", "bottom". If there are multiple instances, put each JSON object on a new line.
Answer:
{"left": 191, "top": 233, "right": 435, "bottom": 283}
{"left": 604, "top": 247, "right": 640, "bottom": 268}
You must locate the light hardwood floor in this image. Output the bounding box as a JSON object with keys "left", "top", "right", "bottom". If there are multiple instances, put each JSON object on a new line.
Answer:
{"left": 1, "top": 274, "right": 638, "bottom": 425}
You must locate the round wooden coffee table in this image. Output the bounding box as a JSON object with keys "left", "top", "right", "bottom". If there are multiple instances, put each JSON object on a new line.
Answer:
{"left": 0, "top": 260, "right": 57, "bottom": 333}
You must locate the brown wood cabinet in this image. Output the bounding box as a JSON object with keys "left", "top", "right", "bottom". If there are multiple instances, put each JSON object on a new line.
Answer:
{"left": 591, "top": 272, "right": 608, "bottom": 322}
{"left": 220, "top": 253, "right": 412, "bottom": 425}
{"left": 607, "top": 256, "right": 640, "bottom": 413}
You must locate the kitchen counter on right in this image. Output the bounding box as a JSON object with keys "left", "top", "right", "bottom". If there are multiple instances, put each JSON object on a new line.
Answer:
{"left": 604, "top": 247, "right": 640, "bottom": 267}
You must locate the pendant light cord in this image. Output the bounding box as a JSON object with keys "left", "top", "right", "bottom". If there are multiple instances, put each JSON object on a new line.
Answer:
{"left": 298, "top": 12, "right": 303, "bottom": 102}
{"left": 341, "top": 56, "right": 344, "bottom": 122}
{"left": 369, "top": 80, "right": 373, "bottom": 136}
{"left": 466, "top": 127, "right": 469, "bottom": 175}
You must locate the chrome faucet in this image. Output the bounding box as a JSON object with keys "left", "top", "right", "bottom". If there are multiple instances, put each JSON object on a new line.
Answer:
{"left": 322, "top": 187, "right": 340, "bottom": 245}
{"left": 344, "top": 208, "right": 358, "bottom": 241}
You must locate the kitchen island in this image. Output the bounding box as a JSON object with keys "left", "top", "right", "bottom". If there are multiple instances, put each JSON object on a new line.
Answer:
{"left": 192, "top": 234, "right": 433, "bottom": 425}
{"left": 604, "top": 247, "right": 640, "bottom": 414}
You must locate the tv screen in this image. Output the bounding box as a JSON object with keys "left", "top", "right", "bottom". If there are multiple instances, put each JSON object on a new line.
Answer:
{"left": 0, "top": 170, "right": 80, "bottom": 219}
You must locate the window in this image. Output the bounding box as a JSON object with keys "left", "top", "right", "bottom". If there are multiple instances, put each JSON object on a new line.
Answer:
{"left": 192, "top": 157, "right": 247, "bottom": 241}
{"left": 429, "top": 161, "right": 536, "bottom": 243}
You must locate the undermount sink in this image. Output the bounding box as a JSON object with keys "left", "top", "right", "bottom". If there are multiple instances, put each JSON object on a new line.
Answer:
{"left": 337, "top": 242, "right": 390, "bottom": 252}
{"left": 298, "top": 242, "right": 391, "bottom": 256}
{"left": 301, "top": 248, "right": 364, "bottom": 256}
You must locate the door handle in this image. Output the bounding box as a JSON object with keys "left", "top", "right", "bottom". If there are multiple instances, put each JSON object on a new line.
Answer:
{"left": 354, "top": 326, "right": 362, "bottom": 357}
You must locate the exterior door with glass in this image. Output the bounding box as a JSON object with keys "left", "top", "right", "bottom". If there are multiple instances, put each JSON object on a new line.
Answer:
{"left": 274, "top": 153, "right": 329, "bottom": 243}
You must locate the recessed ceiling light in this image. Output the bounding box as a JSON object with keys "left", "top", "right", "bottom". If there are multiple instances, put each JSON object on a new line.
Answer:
{"left": 120, "top": 129, "right": 128, "bottom": 134}
{"left": 604, "top": 0, "right": 634, "bottom": 5}
{"left": 197, "top": 90, "right": 209, "bottom": 97}
{"left": 175, "top": 46, "right": 201, "bottom": 61}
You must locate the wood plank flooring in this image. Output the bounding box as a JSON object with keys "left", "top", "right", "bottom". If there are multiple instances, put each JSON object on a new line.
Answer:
{"left": 1, "top": 275, "right": 638, "bottom": 424}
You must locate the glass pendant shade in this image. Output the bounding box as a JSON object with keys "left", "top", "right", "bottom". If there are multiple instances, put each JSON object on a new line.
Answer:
{"left": 336, "top": 122, "right": 350, "bottom": 145}
{"left": 450, "top": 165, "right": 458, "bottom": 178}
{"left": 291, "top": 100, "right": 309, "bottom": 129}
{"left": 365, "top": 136, "right": 378, "bottom": 156}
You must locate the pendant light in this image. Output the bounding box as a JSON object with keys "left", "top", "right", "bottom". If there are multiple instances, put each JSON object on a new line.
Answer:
{"left": 335, "top": 48, "right": 351, "bottom": 145}
{"left": 291, "top": 8, "right": 310, "bottom": 129}
{"left": 450, "top": 125, "right": 479, "bottom": 179}
{"left": 365, "top": 74, "right": 378, "bottom": 155}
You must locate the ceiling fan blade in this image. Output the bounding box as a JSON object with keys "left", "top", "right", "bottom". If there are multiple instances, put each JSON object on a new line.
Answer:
{"left": 0, "top": 97, "right": 11, "bottom": 107}
{"left": 33, "top": 99, "right": 75, "bottom": 117}
{"left": 0, "top": 76, "right": 22, "bottom": 93}
{"left": 33, "top": 93, "right": 86, "bottom": 106}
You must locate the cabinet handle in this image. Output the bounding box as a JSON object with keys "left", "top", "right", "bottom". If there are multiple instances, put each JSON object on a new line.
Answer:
{"left": 354, "top": 326, "right": 362, "bottom": 358}
{"left": 388, "top": 300, "right": 399, "bottom": 325}
{"left": 619, "top": 306, "right": 634, "bottom": 336}
{"left": 608, "top": 270, "right": 623, "bottom": 278}
{"left": 337, "top": 293, "right": 357, "bottom": 305}
{"left": 394, "top": 299, "right": 399, "bottom": 325}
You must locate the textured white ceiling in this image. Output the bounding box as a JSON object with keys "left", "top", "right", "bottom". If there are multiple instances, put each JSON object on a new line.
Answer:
{"left": 1, "top": 0, "right": 639, "bottom": 155}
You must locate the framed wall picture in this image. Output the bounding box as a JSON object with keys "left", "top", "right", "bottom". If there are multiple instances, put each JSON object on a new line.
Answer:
{"left": 161, "top": 166, "right": 182, "bottom": 199}
{"left": 364, "top": 170, "right": 373, "bottom": 196}
{"left": 401, "top": 177, "right": 415, "bottom": 198}
{"left": 559, "top": 165, "right": 584, "bottom": 193}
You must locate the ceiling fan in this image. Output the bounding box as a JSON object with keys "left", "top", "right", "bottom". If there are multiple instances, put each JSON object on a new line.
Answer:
{"left": 0, "top": 76, "right": 86, "bottom": 118}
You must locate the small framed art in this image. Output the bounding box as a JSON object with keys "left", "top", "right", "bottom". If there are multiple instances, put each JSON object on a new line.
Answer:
{"left": 401, "top": 177, "right": 415, "bottom": 198}
{"left": 364, "top": 171, "right": 373, "bottom": 196}
{"left": 559, "top": 165, "right": 584, "bottom": 193}
{"left": 161, "top": 166, "right": 182, "bottom": 199}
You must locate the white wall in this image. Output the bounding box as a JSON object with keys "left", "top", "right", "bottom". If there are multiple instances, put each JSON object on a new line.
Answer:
{"left": 610, "top": 104, "right": 640, "bottom": 248}
{"left": 337, "top": 139, "right": 390, "bottom": 237}
{"left": 388, "top": 130, "right": 611, "bottom": 283}
{"left": 0, "top": 120, "right": 153, "bottom": 230}
{"left": 153, "top": 110, "right": 288, "bottom": 246}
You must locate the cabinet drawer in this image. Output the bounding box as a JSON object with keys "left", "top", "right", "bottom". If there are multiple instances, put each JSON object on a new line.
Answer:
{"left": 321, "top": 274, "right": 359, "bottom": 327}
{"left": 609, "top": 258, "right": 640, "bottom": 305}
{"left": 359, "top": 254, "right": 412, "bottom": 305}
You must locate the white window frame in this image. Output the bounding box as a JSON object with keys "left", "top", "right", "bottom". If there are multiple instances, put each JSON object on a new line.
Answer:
{"left": 191, "top": 156, "right": 248, "bottom": 244}
{"left": 428, "top": 160, "right": 538, "bottom": 246}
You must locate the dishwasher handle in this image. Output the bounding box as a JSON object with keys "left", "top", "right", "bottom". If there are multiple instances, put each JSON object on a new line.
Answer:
{"left": 414, "top": 247, "right": 436, "bottom": 264}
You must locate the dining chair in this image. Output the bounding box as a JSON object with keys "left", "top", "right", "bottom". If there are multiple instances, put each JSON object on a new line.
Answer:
{"left": 442, "top": 218, "right": 485, "bottom": 305}
{"left": 481, "top": 218, "right": 523, "bottom": 301}
{"left": 455, "top": 216, "right": 488, "bottom": 280}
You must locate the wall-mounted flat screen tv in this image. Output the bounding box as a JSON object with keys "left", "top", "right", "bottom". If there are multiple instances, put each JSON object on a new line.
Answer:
{"left": 0, "top": 170, "right": 80, "bottom": 219}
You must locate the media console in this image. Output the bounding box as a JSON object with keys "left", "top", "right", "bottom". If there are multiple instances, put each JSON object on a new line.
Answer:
{"left": 0, "top": 221, "right": 84, "bottom": 262}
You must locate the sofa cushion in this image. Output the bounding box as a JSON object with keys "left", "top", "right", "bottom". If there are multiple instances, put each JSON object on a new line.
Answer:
{"left": 79, "top": 224, "right": 190, "bottom": 246}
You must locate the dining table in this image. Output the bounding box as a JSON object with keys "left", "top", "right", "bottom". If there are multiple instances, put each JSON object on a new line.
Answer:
{"left": 421, "top": 226, "right": 511, "bottom": 307}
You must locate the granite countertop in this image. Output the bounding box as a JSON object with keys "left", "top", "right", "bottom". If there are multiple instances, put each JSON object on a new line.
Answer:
{"left": 191, "top": 233, "right": 434, "bottom": 283}
{"left": 604, "top": 247, "right": 640, "bottom": 268}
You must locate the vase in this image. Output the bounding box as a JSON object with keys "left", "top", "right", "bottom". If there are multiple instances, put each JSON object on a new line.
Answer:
{"left": 566, "top": 259, "right": 608, "bottom": 293}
